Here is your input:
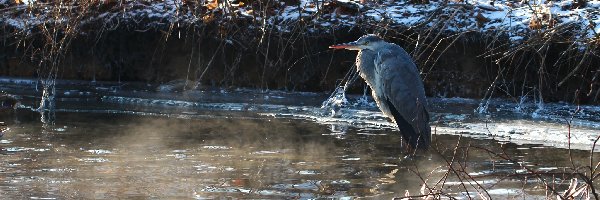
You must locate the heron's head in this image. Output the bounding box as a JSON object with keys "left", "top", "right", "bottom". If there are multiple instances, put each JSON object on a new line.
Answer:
{"left": 329, "top": 34, "right": 384, "bottom": 51}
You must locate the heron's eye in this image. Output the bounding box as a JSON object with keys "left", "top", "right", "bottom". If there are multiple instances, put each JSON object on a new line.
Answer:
{"left": 364, "top": 41, "right": 370, "bottom": 45}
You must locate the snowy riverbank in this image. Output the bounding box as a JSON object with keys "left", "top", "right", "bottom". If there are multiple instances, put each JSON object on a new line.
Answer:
{"left": 2, "top": 0, "right": 598, "bottom": 46}
{"left": 1, "top": 0, "right": 599, "bottom": 104}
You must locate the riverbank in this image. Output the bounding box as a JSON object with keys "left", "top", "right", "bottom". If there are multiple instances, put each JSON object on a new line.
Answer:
{"left": 0, "top": 0, "right": 599, "bottom": 103}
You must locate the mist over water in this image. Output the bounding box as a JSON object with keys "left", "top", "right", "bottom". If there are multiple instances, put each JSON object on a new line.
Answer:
{"left": 0, "top": 78, "right": 599, "bottom": 198}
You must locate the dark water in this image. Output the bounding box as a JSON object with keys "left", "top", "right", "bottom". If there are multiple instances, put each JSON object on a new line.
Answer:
{"left": 0, "top": 111, "right": 597, "bottom": 199}
{"left": 0, "top": 77, "right": 599, "bottom": 199}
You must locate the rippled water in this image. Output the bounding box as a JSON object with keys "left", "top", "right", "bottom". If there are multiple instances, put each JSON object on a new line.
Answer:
{"left": 0, "top": 77, "right": 599, "bottom": 199}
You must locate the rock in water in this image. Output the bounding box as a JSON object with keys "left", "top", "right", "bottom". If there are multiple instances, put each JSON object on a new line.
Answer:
{"left": 156, "top": 80, "right": 198, "bottom": 92}
{"left": 0, "top": 122, "right": 7, "bottom": 137}
{"left": 0, "top": 93, "right": 19, "bottom": 111}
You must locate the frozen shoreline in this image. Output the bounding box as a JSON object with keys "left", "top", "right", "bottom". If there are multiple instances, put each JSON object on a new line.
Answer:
{"left": 268, "top": 96, "right": 600, "bottom": 151}
{"left": 1, "top": 75, "right": 598, "bottom": 151}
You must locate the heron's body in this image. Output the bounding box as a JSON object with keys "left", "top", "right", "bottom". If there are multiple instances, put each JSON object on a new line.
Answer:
{"left": 331, "top": 35, "right": 431, "bottom": 150}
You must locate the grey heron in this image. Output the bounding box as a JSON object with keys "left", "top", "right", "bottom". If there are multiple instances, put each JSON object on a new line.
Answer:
{"left": 330, "top": 35, "right": 431, "bottom": 150}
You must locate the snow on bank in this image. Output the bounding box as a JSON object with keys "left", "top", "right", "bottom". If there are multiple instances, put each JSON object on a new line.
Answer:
{"left": 1, "top": 0, "right": 598, "bottom": 47}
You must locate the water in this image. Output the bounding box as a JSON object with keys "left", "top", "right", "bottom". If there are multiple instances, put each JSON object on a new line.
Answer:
{"left": 0, "top": 77, "right": 600, "bottom": 199}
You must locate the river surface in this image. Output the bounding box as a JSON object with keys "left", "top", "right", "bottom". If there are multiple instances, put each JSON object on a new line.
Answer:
{"left": 0, "top": 77, "right": 600, "bottom": 199}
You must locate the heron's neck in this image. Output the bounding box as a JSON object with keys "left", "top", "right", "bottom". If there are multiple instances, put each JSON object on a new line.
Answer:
{"left": 356, "top": 50, "right": 377, "bottom": 85}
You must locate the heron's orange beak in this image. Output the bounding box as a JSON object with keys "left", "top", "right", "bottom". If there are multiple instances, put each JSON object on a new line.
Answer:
{"left": 329, "top": 42, "right": 361, "bottom": 50}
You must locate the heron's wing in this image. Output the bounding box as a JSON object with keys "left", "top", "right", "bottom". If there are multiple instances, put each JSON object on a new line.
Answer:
{"left": 376, "top": 48, "right": 431, "bottom": 149}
